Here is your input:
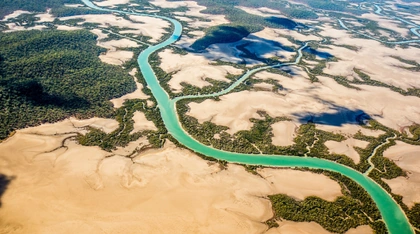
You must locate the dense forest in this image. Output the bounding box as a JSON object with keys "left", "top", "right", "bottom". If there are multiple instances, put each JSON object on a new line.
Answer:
{"left": 0, "top": 29, "right": 136, "bottom": 140}
{"left": 0, "top": 0, "right": 80, "bottom": 19}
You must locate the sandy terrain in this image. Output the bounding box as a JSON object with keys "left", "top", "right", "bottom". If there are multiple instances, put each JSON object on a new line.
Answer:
{"left": 69, "top": 117, "right": 119, "bottom": 134}
{"left": 56, "top": 25, "right": 82, "bottom": 31}
{"left": 315, "top": 124, "right": 385, "bottom": 138}
{"left": 383, "top": 141, "right": 420, "bottom": 208}
{"left": 60, "top": 14, "right": 169, "bottom": 43}
{"left": 254, "top": 82, "right": 274, "bottom": 91}
{"left": 99, "top": 50, "right": 133, "bottom": 65}
{"left": 325, "top": 138, "right": 369, "bottom": 164}
{"left": 110, "top": 68, "right": 150, "bottom": 108}
{"left": 359, "top": 13, "right": 410, "bottom": 37}
{"left": 253, "top": 28, "right": 299, "bottom": 47}
{"left": 257, "top": 168, "right": 342, "bottom": 201}
{"left": 1, "top": 10, "right": 31, "bottom": 21}
{"left": 131, "top": 111, "right": 157, "bottom": 134}
{"left": 94, "top": 38, "right": 138, "bottom": 65}
{"left": 36, "top": 11, "right": 55, "bottom": 22}
{"left": 187, "top": 71, "right": 420, "bottom": 134}
{"left": 151, "top": 0, "right": 228, "bottom": 28}
{"left": 159, "top": 49, "right": 243, "bottom": 93}
{"left": 271, "top": 121, "right": 299, "bottom": 146}
{"left": 0, "top": 120, "right": 345, "bottom": 234}
{"left": 318, "top": 24, "right": 420, "bottom": 90}
{"left": 4, "top": 24, "right": 46, "bottom": 32}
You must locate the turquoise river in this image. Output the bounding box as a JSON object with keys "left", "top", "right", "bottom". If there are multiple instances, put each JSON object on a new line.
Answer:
{"left": 81, "top": 0, "right": 414, "bottom": 233}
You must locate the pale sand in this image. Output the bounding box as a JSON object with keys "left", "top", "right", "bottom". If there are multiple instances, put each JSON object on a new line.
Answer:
{"left": 60, "top": 14, "right": 169, "bottom": 43}
{"left": 318, "top": 24, "right": 420, "bottom": 90}
{"left": 56, "top": 25, "right": 82, "bottom": 31}
{"left": 90, "top": 28, "right": 108, "bottom": 40}
{"left": 70, "top": 117, "right": 119, "bottom": 134}
{"left": 359, "top": 13, "right": 410, "bottom": 37}
{"left": 254, "top": 82, "right": 274, "bottom": 91}
{"left": 94, "top": 0, "right": 130, "bottom": 7}
{"left": 325, "top": 138, "right": 369, "bottom": 164}
{"left": 99, "top": 50, "right": 134, "bottom": 65}
{"left": 315, "top": 124, "right": 385, "bottom": 138}
{"left": 130, "top": 111, "right": 157, "bottom": 134}
{"left": 110, "top": 68, "right": 150, "bottom": 108}
{"left": 151, "top": 0, "right": 228, "bottom": 28}
{"left": 253, "top": 28, "right": 299, "bottom": 47}
{"left": 257, "top": 168, "right": 342, "bottom": 202}
{"left": 158, "top": 49, "right": 242, "bottom": 93}
{"left": 267, "top": 221, "right": 372, "bottom": 234}
{"left": 96, "top": 38, "right": 137, "bottom": 65}
{"left": 0, "top": 120, "right": 343, "bottom": 234}
{"left": 111, "top": 137, "right": 150, "bottom": 156}
{"left": 1, "top": 10, "right": 30, "bottom": 21}
{"left": 383, "top": 141, "right": 420, "bottom": 208}
{"left": 128, "top": 15, "right": 170, "bottom": 43}
{"left": 271, "top": 121, "right": 299, "bottom": 147}
{"left": 4, "top": 24, "right": 46, "bottom": 32}
{"left": 98, "top": 38, "right": 139, "bottom": 49}
{"left": 35, "top": 11, "right": 55, "bottom": 22}
{"left": 187, "top": 71, "right": 420, "bottom": 134}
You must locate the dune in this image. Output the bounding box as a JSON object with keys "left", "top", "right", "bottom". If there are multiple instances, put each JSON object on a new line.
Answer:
{"left": 187, "top": 71, "right": 420, "bottom": 134}
{"left": 130, "top": 111, "right": 157, "bottom": 134}
{"left": 325, "top": 138, "right": 369, "bottom": 164}
{"left": 271, "top": 121, "right": 299, "bottom": 147}
{"left": 151, "top": 0, "right": 228, "bottom": 28}
{"left": 1, "top": 10, "right": 30, "bottom": 21}
{"left": 69, "top": 117, "right": 119, "bottom": 134}
{"left": 257, "top": 168, "right": 342, "bottom": 202}
{"left": 4, "top": 24, "right": 46, "bottom": 32}
{"left": 359, "top": 13, "right": 410, "bottom": 37}
{"left": 0, "top": 119, "right": 344, "bottom": 234}
{"left": 59, "top": 14, "right": 169, "bottom": 43}
{"left": 99, "top": 50, "right": 133, "bottom": 65}
{"left": 318, "top": 24, "right": 420, "bottom": 90}
{"left": 158, "top": 49, "right": 242, "bottom": 93}
{"left": 383, "top": 141, "right": 420, "bottom": 208}
{"left": 35, "top": 11, "right": 55, "bottom": 22}
{"left": 56, "top": 25, "right": 82, "bottom": 31}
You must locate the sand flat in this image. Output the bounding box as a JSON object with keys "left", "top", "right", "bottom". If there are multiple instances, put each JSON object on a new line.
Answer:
{"left": 325, "top": 138, "right": 369, "bottom": 164}
{"left": 1, "top": 10, "right": 31, "bottom": 21}
{"left": 383, "top": 141, "right": 420, "bottom": 208}
{"left": 60, "top": 14, "right": 169, "bottom": 43}
{"left": 0, "top": 119, "right": 344, "bottom": 233}
{"left": 131, "top": 111, "right": 157, "bottom": 134}
{"left": 318, "top": 24, "right": 420, "bottom": 90}
{"left": 187, "top": 72, "right": 420, "bottom": 134}
{"left": 159, "top": 49, "right": 242, "bottom": 93}
{"left": 271, "top": 121, "right": 299, "bottom": 146}
{"left": 257, "top": 168, "right": 342, "bottom": 201}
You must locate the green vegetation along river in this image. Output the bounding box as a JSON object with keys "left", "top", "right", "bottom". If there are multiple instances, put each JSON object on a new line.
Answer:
{"left": 81, "top": 0, "right": 413, "bottom": 233}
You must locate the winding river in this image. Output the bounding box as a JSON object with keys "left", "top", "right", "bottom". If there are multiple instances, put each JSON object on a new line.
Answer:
{"left": 81, "top": 0, "right": 413, "bottom": 233}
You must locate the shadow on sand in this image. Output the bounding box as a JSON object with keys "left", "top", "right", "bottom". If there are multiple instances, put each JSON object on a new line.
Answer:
{"left": 294, "top": 106, "right": 371, "bottom": 126}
